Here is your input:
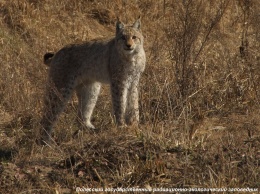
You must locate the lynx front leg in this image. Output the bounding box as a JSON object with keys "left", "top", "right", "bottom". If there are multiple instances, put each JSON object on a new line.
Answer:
{"left": 126, "top": 75, "right": 140, "bottom": 125}
{"left": 111, "top": 79, "right": 129, "bottom": 126}
{"left": 76, "top": 82, "right": 101, "bottom": 129}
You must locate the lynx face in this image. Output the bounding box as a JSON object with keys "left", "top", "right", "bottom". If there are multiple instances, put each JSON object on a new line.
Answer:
{"left": 116, "top": 19, "right": 143, "bottom": 56}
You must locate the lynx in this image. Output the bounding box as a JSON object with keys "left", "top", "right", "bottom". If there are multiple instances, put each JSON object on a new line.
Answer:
{"left": 39, "top": 17, "right": 146, "bottom": 144}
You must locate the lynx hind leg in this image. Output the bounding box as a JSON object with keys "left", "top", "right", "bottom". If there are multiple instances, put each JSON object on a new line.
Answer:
{"left": 39, "top": 81, "right": 74, "bottom": 145}
{"left": 76, "top": 82, "right": 101, "bottom": 130}
{"left": 125, "top": 78, "right": 140, "bottom": 125}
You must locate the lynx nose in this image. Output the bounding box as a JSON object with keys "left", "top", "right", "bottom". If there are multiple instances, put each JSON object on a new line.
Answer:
{"left": 126, "top": 43, "right": 132, "bottom": 48}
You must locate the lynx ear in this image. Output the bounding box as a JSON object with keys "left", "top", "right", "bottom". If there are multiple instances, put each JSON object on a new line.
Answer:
{"left": 133, "top": 16, "right": 141, "bottom": 30}
{"left": 116, "top": 17, "right": 124, "bottom": 33}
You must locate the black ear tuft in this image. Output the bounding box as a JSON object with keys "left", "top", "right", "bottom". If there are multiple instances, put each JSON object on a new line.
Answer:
{"left": 133, "top": 16, "right": 141, "bottom": 30}
{"left": 116, "top": 17, "right": 124, "bottom": 34}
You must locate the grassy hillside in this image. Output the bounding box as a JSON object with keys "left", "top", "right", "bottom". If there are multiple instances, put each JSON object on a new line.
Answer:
{"left": 0, "top": 0, "right": 259, "bottom": 193}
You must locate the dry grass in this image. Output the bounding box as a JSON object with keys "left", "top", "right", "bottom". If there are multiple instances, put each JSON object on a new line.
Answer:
{"left": 0, "top": 0, "right": 259, "bottom": 193}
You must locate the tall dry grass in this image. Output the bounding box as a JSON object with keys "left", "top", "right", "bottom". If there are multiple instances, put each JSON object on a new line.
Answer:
{"left": 0, "top": 0, "right": 259, "bottom": 193}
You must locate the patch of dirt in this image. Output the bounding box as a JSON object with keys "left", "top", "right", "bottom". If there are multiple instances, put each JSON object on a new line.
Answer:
{"left": 0, "top": 108, "right": 14, "bottom": 126}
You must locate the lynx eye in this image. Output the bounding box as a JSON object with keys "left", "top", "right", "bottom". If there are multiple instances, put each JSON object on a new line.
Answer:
{"left": 132, "top": 36, "right": 137, "bottom": 39}
{"left": 121, "top": 36, "right": 126, "bottom": 40}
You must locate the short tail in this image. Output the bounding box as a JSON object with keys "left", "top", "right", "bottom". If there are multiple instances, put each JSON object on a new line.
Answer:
{"left": 43, "top": 52, "right": 54, "bottom": 66}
